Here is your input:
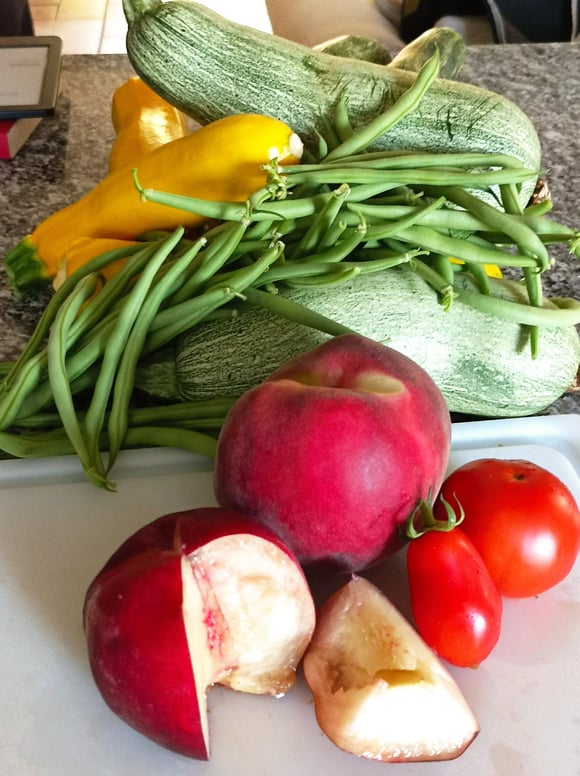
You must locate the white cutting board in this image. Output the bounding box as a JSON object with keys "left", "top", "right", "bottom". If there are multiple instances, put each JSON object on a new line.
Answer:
{"left": 1, "top": 415, "right": 580, "bottom": 776}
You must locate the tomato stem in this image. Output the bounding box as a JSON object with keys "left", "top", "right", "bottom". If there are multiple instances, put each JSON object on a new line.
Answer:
{"left": 405, "top": 494, "right": 464, "bottom": 540}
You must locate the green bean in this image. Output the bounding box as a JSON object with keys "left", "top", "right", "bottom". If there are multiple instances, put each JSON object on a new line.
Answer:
{"left": 324, "top": 51, "right": 441, "bottom": 162}
{"left": 0, "top": 350, "right": 48, "bottom": 430}
{"left": 0, "top": 422, "right": 220, "bottom": 461}
{"left": 340, "top": 202, "right": 426, "bottom": 224}
{"left": 122, "top": 426, "right": 219, "bottom": 459}
{"left": 244, "top": 216, "right": 282, "bottom": 241}
{"left": 144, "top": 286, "right": 238, "bottom": 346}
{"left": 69, "top": 241, "right": 162, "bottom": 344}
{"left": 367, "top": 187, "right": 425, "bottom": 206}
{"left": 457, "top": 260, "right": 492, "bottom": 295}
{"left": 321, "top": 150, "right": 528, "bottom": 170}
{"left": 132, "top": 168, "right": 248, "bottom": 221}
{"left": 8, "top": 238, "right": 189, "bottom": 427}
{"left": 312, "top": 129, "right": 329, "bottom": 161}
{"left": 348, "top": 252, "right": 421, "bottom": 272}
{"left": 157, "top": 418, "right": 225, "bottom": 431}
{"left": 243, "top": 286, "right": 355, "bottom": 336}
{"left": 524, "top": 200, "right": 553, "bottom": 217}
{"left": 106, "top": 235, "right": 211, "bottom": 471}
{"left": 317, "top": 217, "right": 348, "bottom": 250}
{"left": 254, "top": 193, "right": 334, "bottom": 221}
{"left": 285, "top": 266, "right": 362, "bottom": 287}
{"left": 288, "top": 184, "right": 350, "bottom": 259}
{"left": 1, "top": 241, "right": 149, "bottom": 393}
{"left": 128, "top": 398, "right": 237, "bottom": 426}
{"left": 2, "top": 409, "right": 62, "bottom": 429}
{"left": 429, "top": 253, "right": 455, "bottom": 286}
{"left": 215, "top": 261, "right": 331, "bottom": 288}
{"left": 410, "top": 258, "right": 456, "bottom": 311}
{"left": 8, "top": 318, "right": 117, "bottom": 425}
{"left": 144, "top": 242, "right": 284, "bottom": 353}
{"left": 456, "top": 288, "right": 580, "bottom": 327}
{"left": 280, "top": 166, "right": 538, "bottom": 190}
{"left": 293, "top": 221, "right": 368, "bottom": 265}
{"left": 343, "top": 181, "right": 412, "bottom": 202}
{"left": 223, "top": 241, "right": 286, "bottom": 292}
{"left": 200, "top": 241, "right": 286, "bottom": 295}
{"left": 499, "top": 182, "right": 524, "bottom": 214}
{"left": 229, "top": 238, "right": 275, "bottom": 257}
{"left": 83, "top": 228, "right": 185, "bottom": 486}
{"left": 9, "top": 398, "right": 234, "bottom": 443}
{"left": 334, "top": 94, "right": 354, "bottom": 143}
{"left": 500, "top": 181, "right": 542, "bottom": 357}
{"left": 392, "top": 224, "right": 539, "bottom": 269}
{"left": 318, "top": 113, "right": 342, "bottom": 152}
{"left": 135, "top": 179, "right": 405, "bottom": 227}
{"left": 346, "top": 201, "right": 578, "bottom": 248}
{"left": 16, "top": 363, "right": 102, "bottom": 422}
{"left": 0, "top": 428, "right": 77, "bottom": 459}
{"left": 361, "top": 195, "right": 447, "bottom": 241}
{"left": 236, "top": 249, "right": 413, "bottom": 289}
{"left": 344, "top": 202, "right": 488, "bottom": 232}
{"left": 170, "top": 221, "right": 248, "bottom": 305}
{"left": 1, "top": 308, "right": 118, "bottom": 427}
{"left": 435, "top": 184, "right": 550, "bottom": 270}
{"left": 521, "top": 267, "right": 543, "bottom": 357}
{"left": 46, "top": 272, "right": 109, "bottom": 488}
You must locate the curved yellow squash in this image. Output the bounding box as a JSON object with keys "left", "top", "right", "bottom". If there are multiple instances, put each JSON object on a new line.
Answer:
{"left": 108, "top": 76, "right": 191, "bottom": 172}
{"left": 5, "top": 113, "right": 303, "bottom": 294}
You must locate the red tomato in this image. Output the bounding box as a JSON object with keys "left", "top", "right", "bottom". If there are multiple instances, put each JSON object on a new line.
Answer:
{"left": 406, "top": 527, "right": 502, "bottom": 668}
{"left": 435, "top": 459, "right": 580, "bottom": 598}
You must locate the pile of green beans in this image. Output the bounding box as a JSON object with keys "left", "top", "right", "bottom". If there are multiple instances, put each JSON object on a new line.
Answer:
{"left": 1, "top": 53, "right": 579, "bottom": 487}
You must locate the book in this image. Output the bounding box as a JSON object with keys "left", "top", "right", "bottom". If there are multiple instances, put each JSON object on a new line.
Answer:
{"left": 0, "top": 116, "right": 42, "bottom": 159}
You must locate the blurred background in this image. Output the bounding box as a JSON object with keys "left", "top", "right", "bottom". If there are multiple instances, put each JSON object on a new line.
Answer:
{"left": 29, "top": 0, "right": 271, "bottom": 54}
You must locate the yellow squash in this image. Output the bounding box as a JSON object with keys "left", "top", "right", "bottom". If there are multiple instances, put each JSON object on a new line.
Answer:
{"left": 5, "top": 113, "right": 303, "bottom": 295}
{"left": 108, "top": 76, "right": 191, "bottom": 172}
{"left": 450, "top": 257, "right": 503, "bottom": 278}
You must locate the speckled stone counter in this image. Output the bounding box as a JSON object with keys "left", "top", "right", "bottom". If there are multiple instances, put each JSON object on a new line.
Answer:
{"left": 0, "top": 45, "right": 578, "bottom": 414}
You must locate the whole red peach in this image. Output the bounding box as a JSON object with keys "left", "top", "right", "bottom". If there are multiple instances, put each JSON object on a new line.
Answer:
{"left": 214, "top": 334, "right": 451, "bottom": 573}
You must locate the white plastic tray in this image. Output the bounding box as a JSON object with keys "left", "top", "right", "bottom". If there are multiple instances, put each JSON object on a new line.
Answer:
{"left": 1, "top": 414, "right": 580, "bottom": 776}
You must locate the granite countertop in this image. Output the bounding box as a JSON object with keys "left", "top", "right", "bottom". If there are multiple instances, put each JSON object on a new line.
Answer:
{"left": 0, "top": 44, "right": 578, "bottom": 414}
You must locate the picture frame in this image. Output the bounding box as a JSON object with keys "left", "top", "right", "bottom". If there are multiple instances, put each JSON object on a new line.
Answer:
{"left": 0, "top": 36, "right": 63, "bottom": 119}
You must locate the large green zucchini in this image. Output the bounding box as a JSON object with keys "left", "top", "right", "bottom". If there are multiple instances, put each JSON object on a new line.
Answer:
{"left": 314, "top": 27, "right": 466, "bottom": 78}
{"left": 136, "top": 268, "right": 580, "bottom": 418}
{"left": 315, "top": 27, "right": 467, "bottom": 80}
{"left": 314, "top": 34, "right": 394, "bottom": 66}
{"left": 122, "top": 0, "right": 541, "bottom": 205}
{"left": 388, "top": 27, "right": 466, "bottom": 78}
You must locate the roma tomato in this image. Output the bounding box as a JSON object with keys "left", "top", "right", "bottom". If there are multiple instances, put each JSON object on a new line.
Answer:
{"left": 406, "top": 528, "right": 502, "bottom": 668}
{"left": 435, "top": 459, "right": 580, "bottom": 598}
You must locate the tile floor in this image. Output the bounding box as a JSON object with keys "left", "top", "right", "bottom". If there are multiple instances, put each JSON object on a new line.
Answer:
{"left": 29, "top": 0, "right": 272, "bottom": 55}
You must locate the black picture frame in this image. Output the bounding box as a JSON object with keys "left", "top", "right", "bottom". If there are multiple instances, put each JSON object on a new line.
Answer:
{"left": 0, "top": 36, "right": 63, "bottom": 118}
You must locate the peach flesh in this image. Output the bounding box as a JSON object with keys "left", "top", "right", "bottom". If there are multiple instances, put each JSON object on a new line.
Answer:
{"left": 83, "top": 508, "right": 316, "bottom": 759}
{"left": 303, "top": 576, "right": 480, "bottom": 762}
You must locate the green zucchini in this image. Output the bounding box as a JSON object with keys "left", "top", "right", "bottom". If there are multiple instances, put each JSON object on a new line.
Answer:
{"left": 316, "top": 27, "right": 466, "bottom": 78}
{"left": 122, "top": 0, "right": 541, "bottom": 205}
{"left": 388, "top": 27, "right": 466, "bottom": 79}
{"left": 315, "top": 35, "right": 393, "bottom": 65}
{"left": 135, "top": 268, "right": 580, "bottom": 418}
